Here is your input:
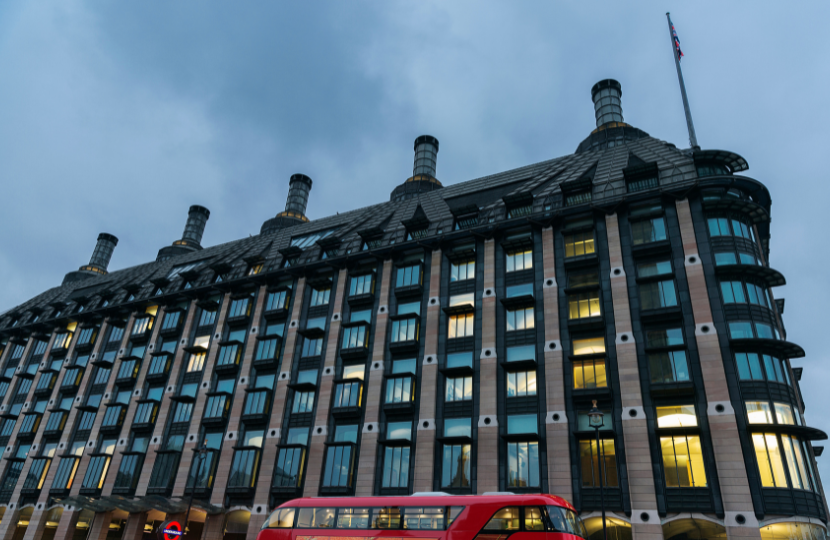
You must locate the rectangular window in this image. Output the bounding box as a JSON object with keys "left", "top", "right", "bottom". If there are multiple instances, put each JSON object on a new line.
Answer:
{"left": 301, "top": 338, "right": 323, "bottom": 357}
{"left": 506, "top": 307, "right": 534, "bottom": 331}
{"left": 579, "top": 439, "right": 618, "bottom": 487}
{"left": 507, "top": 441, "right": 539, "bottom": 487}
{"left": 397, "top": 301, "right": 420, "bottom": 316}
{"left": 775, "top": 402, "right": 796, "bottom": 425}
{"left": 77, "top": 411, "right": 96, "bottom": 430}
{"left": 661, "top": 435, "right": 707, "bottom": 487}
{"left": 310, "top": 288, "right": 331, "bottom": 307}
{"left": 746, "top": 401, "right": 773, "bottom": 424}
{"left": 387, "top": 421, "right": 412, "bottom": 440}
{"left": 333, "top": 381, "right": 362, "bottom": 408}
{"left": 342, "top": 325, "right": 368, "bottom": 349}
{"left": 442, "top": 444, "right": 471, "bottom": 488}
{"left": 732, "top": 219, "right": 754, "bottom": 241}
{"left": 649, "top": 351, "right": 689, "bottom": 383}
{"left": 391, "top": 318, "right": 419, "bottom": 342}
{"left": 445, "top": 376, "right": 472, "bottom": 402}
{"left": 753, "top": 433, "right": 789, "bottom": 488}
{"left": 22, "top": 458, "right": 50, "bottom": 490}
{"left": 739, "top": 252, "right": 758, "bottom": 265}
{"left": 255, "top": 338, "right": 280, "bottom": 362}
{"left": 173, "top": 402, "right": 193, "bottom": 423}
{"left": 392, "top": 359, "right": 417, "bottom": 374}
{"left": 198, "top": 309, "right": 217, "bottom": 327}
{"left": 746, "top": 283, "right": 769, "bottom": 308}
{"left": 81, "top": 455, "right": 112, "bottom": 490}
{"left": 448, "top": 313, "right": 474, "bottom": 338}
{"left": 447, "top": 352, "right": 473, "bottom": 370}
{"left": 714, "top": 252, "right": 738, "bottom": 266}
{"left": 51, "top": 457, "right": 80, "bottom": 490}
{"left": 646, "top": 328, "right": 684, "bottom": 347}
{"left": 229, "top": 297, "right": 252, "bottom": 318}
{"left": 720, "top": 281, "right": 746, "bottom": 303}
{"left": 507, "top": 414, "right": 537, "bottom": 435}
{"left": 707, "top": 217, "right": 730, "bottom": 237}
{"left": 322, "top": 445, "right": 354, "bottom": 488}
{"left": 573, "top": 358, "right": 607, "bottom": 389}
{"left": 273, "top": 447, "right": 305, "bottom": 488}
{"left": 350, "top": 275, "right": 374, "bottom": 296}
{"left": 569, "top": 271, "right": 598, "bottom": 288}
{"left": 637, "top": 260, "right": 672, "bottom": 278}
{"left": 728, "top": 321, "right": 754, "bottom": 339}
{"left": 342, "top": 364, "right": 364, "bottom": 380}
{"left": 381, "top": 446, "right": 410, "bottom": 488}
{"left": 564, "top": 231, "right": 595, "bottom": 258}
{"left": 228, "top": 449, "right": 260, "bottom": 488}
{"left": 350, "top": 309, "right": 372, "bottom": 323}
{"left": 632, "top": 217, "right": 667, "bottom": 245}
{"left": 507, "top": 371, "right": 537, "bottom": 397}
{"left": 450, "top": 260, "right": 475, "bottom": 282}
{"left": 266, "top": 290, "right": 290, "bottom": 312}
{"left": 640, "top": 280, "right": 678, "bottom": 310}
{"left": 244, "top": 391, "right": 270, "bottom": 416}
{"left": 755, "top": 323, "right": 774, "bottom": 339}
{"left": 396, "top": 265, "right": 422, "bottom": 288}
{"left": 292, "top": 391, "right": 315, "bottom": 413}
{"left": 506, "top": 250, "right": 533, "bottom": 272}
{"left": 386, "top": 377, "right": 414, "bottom": 404}
{"left": 568, "top": 291, "right": 601, "bottom": 319}
{"left": 736, "top": 352, "right": 764, "bottom": 380}
{"left": 573, "top": 337, "right": 605, "bottom": 355}
{"left": 108, "top": 326, "right": 125, "bottom": 343}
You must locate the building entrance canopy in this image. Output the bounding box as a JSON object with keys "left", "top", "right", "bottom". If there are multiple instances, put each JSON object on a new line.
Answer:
{"left": 54, "top": 495, "right": 224, "bottom": 516}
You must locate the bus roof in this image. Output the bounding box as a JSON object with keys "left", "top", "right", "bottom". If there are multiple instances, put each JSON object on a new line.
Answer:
{"left": 277, "top": 493, "right": 575, "bottom": 512}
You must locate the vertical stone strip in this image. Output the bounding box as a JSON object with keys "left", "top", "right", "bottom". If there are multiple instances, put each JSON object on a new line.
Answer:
{"left": 120, "top": 512, "right": 148, "bottom": 540}
{"left": 303, "top": 269, "right": 348, "bottom": 497}
{"left": 478, "top": 239, "right": 498, "bottom": 493}
{"left": 173, "top": 287, "right": 267, "bottom": 498}
{"left": 241, "top": 278, "right": 306, "bottom": 512}
{"left": 541, "top": 227, "right": 572, "bottom": 501}
{"left": 606, "top": 214, "right": 662, "bottom": 539}
{"left": 0, "top": 337, "right": 36, "bottom": 410}
{"left": 413, "top": 250, "right": 441, "bottom": 492}
{"left": 51, "top": 509, "right": 82, "bottom": 540}
{"left": 354, "top": 260, "right": 393, "bottom": 496}
{"left": 103, "top": 304, "right": 188, "bottom": 497}
{"left": 676, "top": 199, "right": 760, "bottom": 540}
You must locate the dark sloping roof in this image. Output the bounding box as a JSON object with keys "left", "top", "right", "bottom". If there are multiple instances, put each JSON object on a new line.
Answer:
{"left": 0, "top": 132, "right": 764, "bottom": 327}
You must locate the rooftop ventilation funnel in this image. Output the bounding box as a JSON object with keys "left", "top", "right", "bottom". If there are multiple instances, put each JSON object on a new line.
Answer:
{"left": 591, "top": 79, "right": 624, "bottom": 128}
{"left": 260, "top": 174, "right": 313, "bottom": 234}
{"left": 63, "top": 233, "right": 119, "bottom": 284}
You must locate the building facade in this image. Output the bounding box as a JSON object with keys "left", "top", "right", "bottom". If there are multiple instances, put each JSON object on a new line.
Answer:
{"left": 0, "top": 79, "right": 824, "bottom": 540}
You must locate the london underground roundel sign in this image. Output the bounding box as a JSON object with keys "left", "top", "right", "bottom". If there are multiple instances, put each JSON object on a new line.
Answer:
{"left": 159, "top": 520, "right": 183, "bottom": 540}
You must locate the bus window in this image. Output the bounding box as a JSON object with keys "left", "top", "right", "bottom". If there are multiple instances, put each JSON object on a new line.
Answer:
{"left": 263, "top": 508, "right": 296, "bottom": 529}
{"left": 372, "top": 507, "right": 402, "bottom": 529}
{"left": 403, "top": 507, "right": 445, "bottom": 530}
{"left": 297, "top": 508, "right": 335, "bottom": 528}
{"left": 547, "top": 506, "right": 587, "bottom": 538}
{"left": 337, "top": 508, "right": 371, "bottom": 529}
{"left": 447, "top": 507, "right": 465, "bottom": 528}
{"left": 483, "top": 507, "right": 520, "bottom": 531}
{"left": 524, "top": 507, "right": 545, "bottom": 531}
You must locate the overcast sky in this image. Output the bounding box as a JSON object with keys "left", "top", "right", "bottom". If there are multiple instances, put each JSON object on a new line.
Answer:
{"left": 2, "top": 1, "right": 830, "bottom": 490}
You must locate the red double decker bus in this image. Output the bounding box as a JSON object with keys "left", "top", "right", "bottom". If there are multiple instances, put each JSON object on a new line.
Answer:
{"left": 257, "top": 493, "right": 587, "bottom": 540}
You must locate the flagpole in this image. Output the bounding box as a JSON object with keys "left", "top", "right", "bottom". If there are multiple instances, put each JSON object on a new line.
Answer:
{"left": 666, "top": 12, "right": 699, "bottom": 149}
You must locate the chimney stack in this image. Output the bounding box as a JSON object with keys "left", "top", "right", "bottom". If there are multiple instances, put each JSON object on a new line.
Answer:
{"left": 260, "top": 174, "right": 314, "bottom": 235}
{"left": 180, "top": 205, "right": 210, "bottom": 248}
{"left": 591, "top": 79, "right": 624, "bottom": 128}
{"left": 157, "top": 205, "right": 211, "bottom": 261}
{"left": 413, "top": 135, "right": 439, "bottom": 178}
{"left": 63, "top": 233, "right": 119, "bottom": 284}
{"left": 284, "top": 174, "right": 313, "bottom": 218}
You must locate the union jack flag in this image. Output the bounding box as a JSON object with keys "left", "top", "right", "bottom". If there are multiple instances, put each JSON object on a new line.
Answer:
{"left": 672, "top": 23, "right": 684, "bottom": 60}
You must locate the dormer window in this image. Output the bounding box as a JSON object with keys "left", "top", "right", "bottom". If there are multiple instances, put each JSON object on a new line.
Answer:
{"left": 406, "top": 228, "right": 428, "bottom": 241}
{"left": 696, "top": 162, "right": 730, "bottom": 177}
{"left": 183, "top": 281, "right": 193, "bottom": 290}
{"left": 248, "top": 263, "right": 264, "bottom": 276}
{"left": 565, "top": 191, "right": 592, "bottom": 207}
{"left": 504, "top": 192, "right": 534, "bottom": 219}
{"left": 451, "top": 204, "right": 479, "bottom": 230}
{"left": 214, "top": 273, "right": 224, "bottom": 283}
{"left": 101, "top": 299, "right": 109, "bottom": 308}
{"left": 153, "top": 288, "right": 163, "bottom": 297}
{"left": 77, "top": 304, "right": 85, "bottom": 313}
{"left": 359, "top": 226, "right": 385, "bottom": 251}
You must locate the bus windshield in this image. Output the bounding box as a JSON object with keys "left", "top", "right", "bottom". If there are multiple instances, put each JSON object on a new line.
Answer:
{"left": 547, "top": 506, "right": 587, "bottom": 538}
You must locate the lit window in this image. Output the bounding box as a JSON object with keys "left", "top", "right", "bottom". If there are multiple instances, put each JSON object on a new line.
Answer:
{"left": 579, "top": 439, "right": 618, "bottom": 487}
{"left": 248, "top": 263, "right": 264, "bottom": 276}
{"left": 568, "top": 290, "right": 601, "bottom": 319}
{"left": 751, "top": 433, "right": 817, "bottom": 490}
{"left": 573, "top": 337, "right": 605, "bottom": 355}
{"left": 660, "top": 435, "right": 707, "bottom": 487}
{"left": 448, "top": 313, "right": 474, "bottom": 338}
{"left": 573, "top": 358, "right": 607, "bottom": 389}
{"left": 564, "top": 231, "right": 595, "bottom": 258}
{"left": 656, "top": 405, "right": 698, "bottom": 428}
{"left": 746, "top": 401, "right": 773, "bottom": 424}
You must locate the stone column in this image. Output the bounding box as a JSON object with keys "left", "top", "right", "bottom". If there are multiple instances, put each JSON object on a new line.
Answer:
{"left": 541, "top": 226, "right": 572, "bottom": 501}
{"left": 0, "top": 337, "right": 36, "bottom": 410}
{"left": 413, "top": 251, "right": 441, "bottom": 492}
{"left": 0, "top": 507, "right": 22, "bottom": 540}
{"left": 676, "top": 199, "right": 760, "bottom": 540}
{"left": 50, "top": 509, "right": 82, "bottom": 540}
{"left": 202, "top": 513, "right": 225, "bottom": 540}
{"left": 19, "top": 507, "right": 47, "bottom": 540}
{"left": 84, "top": 511, "right": 113, "bottom": 540}
{"left": 120, "top": 512, "right": 148, "bottom": 540}
{"left": 241, "top": 278, "right": 306, "bottom": 508}
{"left": 303, "top": 269, "right": 348, "bottom": 497}
{"left": 354, "top": 260, "right": 393, "bottom": 496}
{"left": 605, "top": 214, "right": 663, "bottom": 540}
{"left": 478, "top": 239, "right": 498, "bottom": 493}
